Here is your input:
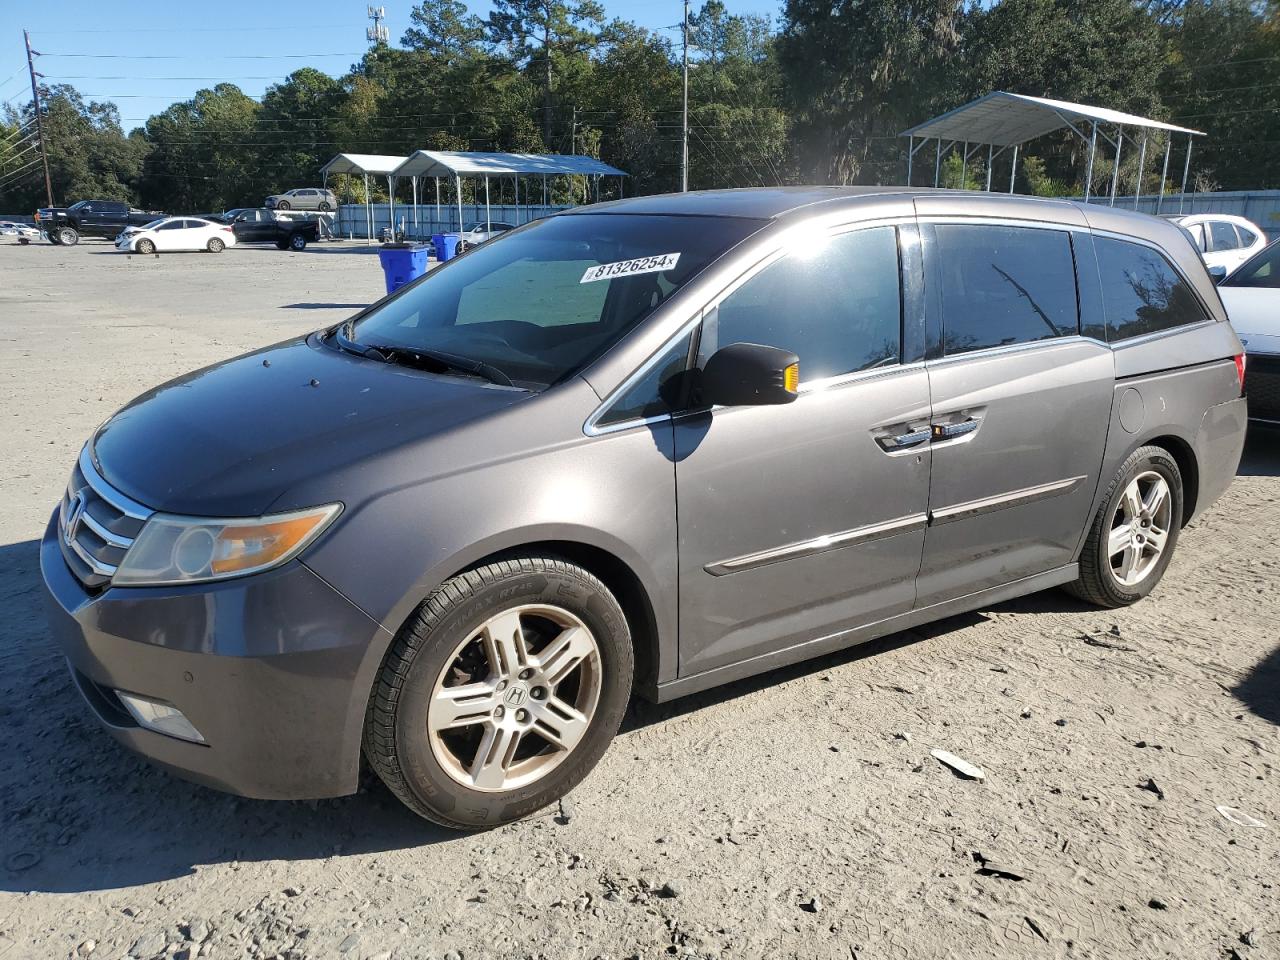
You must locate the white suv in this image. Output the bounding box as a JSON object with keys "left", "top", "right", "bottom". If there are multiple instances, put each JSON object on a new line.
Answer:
{"left": 265, "top": 188, "right": 337, "bottom": 212}
{"left": 1165, "top": 213, "right": 1267, "bottom": 275}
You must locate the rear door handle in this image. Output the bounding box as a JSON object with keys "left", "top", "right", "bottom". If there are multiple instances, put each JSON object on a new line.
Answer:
{"left": 932, "top": 417, "right": 982, "bottom": 440}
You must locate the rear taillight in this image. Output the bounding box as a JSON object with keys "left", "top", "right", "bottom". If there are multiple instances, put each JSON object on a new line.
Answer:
{"left": 1234, "top": 353, "right": 1247, "bottom": 393}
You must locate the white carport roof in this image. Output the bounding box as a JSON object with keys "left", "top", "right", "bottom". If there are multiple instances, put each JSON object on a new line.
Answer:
{"left": 319, "top": 153, "right": 407, "bottom": 177}
{"left": 394, "top": 150, "right": 626, "bottom": 179}
{"left": 900, "top": 91, "right": 1203, "bottom": 146}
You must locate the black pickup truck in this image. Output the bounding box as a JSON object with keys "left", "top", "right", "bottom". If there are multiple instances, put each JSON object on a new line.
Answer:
{"left": 37, "top": 200, "right": 165, "bottom": 245}
{"left": 229, "top": 208, "right": 318, "bottom": 250}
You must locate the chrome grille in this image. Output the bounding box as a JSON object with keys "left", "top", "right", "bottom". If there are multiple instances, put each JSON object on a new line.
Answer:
{"left": 58, "top": 447, "right": 152, "bottom": 589}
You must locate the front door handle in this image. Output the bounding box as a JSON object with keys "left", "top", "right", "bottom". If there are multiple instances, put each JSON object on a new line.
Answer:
{"left": 879, "top": 427, "right": 932, "bottom": 450}
{"left": 932, "top": 417, "right": 982, "bottom": 441}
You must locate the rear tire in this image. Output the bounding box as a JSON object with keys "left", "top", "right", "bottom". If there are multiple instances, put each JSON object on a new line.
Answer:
{"left": 206, "top": 237, "right": 225, "bottom": 253}
{"left": 58, "top": 227, "right": 79, "bottom": 246}
{"left": 1066, "top": 445, "right": 1183, "bottom": 608}
{"left": 318, "top": 202, "right": 331, "bottom": 212}
{"left": 289, "top": 232, "right": 307, "bottom": 251}
{"left": 274, "top": 239, "right": 288, "bottom": 250}
{"left": 364, "top": 555, "right": 634, "bottom": 829}
{"left": 135, "top": 238, "right": 155, "bottom": 255}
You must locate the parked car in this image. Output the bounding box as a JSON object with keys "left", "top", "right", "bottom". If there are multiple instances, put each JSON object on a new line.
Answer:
{"left": 458, "top": 220, "right": 516, "bottom": 251}
{"left": 114, "top": 217, "right": 236, "bottom": 254}
{"left": 229, "top": 207, "right": 318, "bottom": 250}
{"left": 0, "top": 220, "right": 39, "bottom": 238}
{"left": 265, "top": 188, "right": 337, "bottom": 212}
{"left": 1217, "top": 238, "right": 1280, "bottom": 424}
{"left": 41, "top": 188, "right": 1247, "bottom": 828}
{"left": 36, "top": 200, "right": 166, "bottom": 246}
{"left": 1163, "top": 213, "right": 1267, "bottom": 275}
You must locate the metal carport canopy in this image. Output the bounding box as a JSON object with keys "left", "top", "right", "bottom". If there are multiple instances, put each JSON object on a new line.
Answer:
{"left": 900, "top": 92, "right": 1203, "bottom": 145}
{"left": 392, "top": 150, "right": 626, "bottom": 178}
{"left": 319, "top": 153, "right": 407, "bottom": 176}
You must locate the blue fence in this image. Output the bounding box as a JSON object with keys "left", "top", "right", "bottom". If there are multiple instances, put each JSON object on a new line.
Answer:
{"left": 336, "top": 202, "right": 568, "bottom": 241}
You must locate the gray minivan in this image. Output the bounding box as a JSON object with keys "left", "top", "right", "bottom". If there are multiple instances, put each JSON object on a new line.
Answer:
{"left": 41, "top": 188, "right": 1248, "bottom": 828}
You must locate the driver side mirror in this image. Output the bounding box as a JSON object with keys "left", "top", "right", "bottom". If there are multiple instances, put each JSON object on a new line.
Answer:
{"left": 700, "top": 342, "right": 800, "bottom": 407}
{"left": 1208, "top": 265, "right": 1227, "bottom": 283}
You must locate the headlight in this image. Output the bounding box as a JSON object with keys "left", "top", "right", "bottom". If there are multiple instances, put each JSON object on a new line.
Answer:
{"left": 112, "top": 503, "right": 342, "bottom": 586}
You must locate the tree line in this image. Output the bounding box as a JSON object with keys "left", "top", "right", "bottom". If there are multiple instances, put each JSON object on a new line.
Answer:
{"left": 1, "top": 0, "right": 1277, "bottom": 213}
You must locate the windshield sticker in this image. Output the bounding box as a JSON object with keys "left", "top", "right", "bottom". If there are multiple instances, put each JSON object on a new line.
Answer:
{"left": 580, "top": 252, "right": 681, "bottom": 284}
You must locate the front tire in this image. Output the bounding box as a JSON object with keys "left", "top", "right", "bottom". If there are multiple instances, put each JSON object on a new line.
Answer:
{"left": 1067, "top": 445, "right": 1183, "bottom": 608}
{"left": 206, "top": 237, "right": 225, "bottom": 253}
{"left": 135, "top": 238, "right": 155, "bottom": 255}
{"left": 276, "top": 200, "right": 291, "bottom": 210}
{"left": 364, "top": 556, "right": 634, "bottom": 829}
{"left": 58, "top": 227, "right": 79, "bottom": 246}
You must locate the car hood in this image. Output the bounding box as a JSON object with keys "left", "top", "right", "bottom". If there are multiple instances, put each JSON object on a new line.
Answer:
{"left": 1219, "top": 287, "right": 1280, "bottom": 355}
{"left": 91, "top": 335, "right": 530, "bottom": 516}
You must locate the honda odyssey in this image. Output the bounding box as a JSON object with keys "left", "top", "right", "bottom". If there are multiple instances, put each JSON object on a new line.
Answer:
{"left": 41, "top": 188, "right": 1248, "bottom": 828}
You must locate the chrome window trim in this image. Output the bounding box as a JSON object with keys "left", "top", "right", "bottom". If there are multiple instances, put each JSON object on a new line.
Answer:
{"left": 583, "top": 216, "right": 914, "bottom": 438}
{"left": 705, "top": 512, "right": 928, "bottom": 576}
{"left": 923, "top": 334, "right": 1106, "bottom": 369}
{"left": 80, "top": 446, "right": 153, "bottom": 520}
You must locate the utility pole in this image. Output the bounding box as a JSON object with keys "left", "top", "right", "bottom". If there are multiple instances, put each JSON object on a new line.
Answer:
{"left": 24, "top": 29, "right": 53, "bottom": 207}
{"left": 681, "top": 0, "right": 689, "bottom": 192}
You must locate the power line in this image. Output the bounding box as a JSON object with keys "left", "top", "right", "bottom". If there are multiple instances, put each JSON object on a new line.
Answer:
{"left": 41, "top": 52, "right": 364, "bottom": 60}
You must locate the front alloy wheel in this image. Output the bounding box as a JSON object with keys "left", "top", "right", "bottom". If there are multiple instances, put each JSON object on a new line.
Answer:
{"left": 365, "top": 555, "right": 632, "bottom": 829}
{"left": 428, "top": 605, "right": 601, "bottom": 792}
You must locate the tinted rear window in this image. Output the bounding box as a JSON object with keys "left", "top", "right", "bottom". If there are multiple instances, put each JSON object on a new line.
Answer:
{"left": 1095, "top": 237, "right": 1209, "bottom": 340}
{"left": 934, "top": 224, "right": 1079, "bottom": 355}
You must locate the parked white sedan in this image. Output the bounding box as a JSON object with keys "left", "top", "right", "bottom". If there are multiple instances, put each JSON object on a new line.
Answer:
{"left": 115, "top": 217, "right": 237, "bottom": 254}
{"left": 1164, "top": 213, "right": 1267, "bottom": 275}
{"left": 1217, "top": 239, "right": 1280, "bottom": 424}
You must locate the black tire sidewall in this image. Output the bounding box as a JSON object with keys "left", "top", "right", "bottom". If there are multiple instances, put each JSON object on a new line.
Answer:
{"left": 207, "top": 238, "right": 224, "bottom": 253}
{"left": 59, "top": 228, "right": 78, "bottom": 245}
{"left": 137, "top": 239, "right": 154, "bottom": 254}
{"left": 392, "top": 564, "right": 632, "bottom": 828}
{"left": 290, "top": 234, "right": 306, "bottom": 250}
{"left": 1095, "top": 448, "right": 1183, "bottom": 605}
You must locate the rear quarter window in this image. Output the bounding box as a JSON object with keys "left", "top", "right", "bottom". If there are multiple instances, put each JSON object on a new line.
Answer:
{"left": 1094, "top": 237, "right": 1209, "bottom": 341}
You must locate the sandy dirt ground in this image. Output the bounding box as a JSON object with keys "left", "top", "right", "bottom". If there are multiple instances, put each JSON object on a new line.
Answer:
{"left": 0, "top": 239, "right": 1277, "bottom": 960}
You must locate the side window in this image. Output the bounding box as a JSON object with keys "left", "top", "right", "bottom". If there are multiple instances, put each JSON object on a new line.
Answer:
{"left": 1224, "top": 242, "right": 1280, "bottom": 288}
{"left": 157, "top": 221, "right": 182, "bottom": 231}
{"left": 697, "top": 226, "right": 901, "bottom": 382}
{"left": 933, "top": 224, "right": 1079, "bottom": 355}
{"left": 595, "top": 332, "right": 694, "bottom": 427}
{"left": 1095, "top": 237, "right": 1209, "bottom": 340}
{"left": 1208, "top": 221, "right": 1239, "bottom": 252}
{"left": 1237, "top": 226, "right": 1258, "bottom": 247}
{"left": 1185, "top": 222, "right": 1206, "bottom": 251}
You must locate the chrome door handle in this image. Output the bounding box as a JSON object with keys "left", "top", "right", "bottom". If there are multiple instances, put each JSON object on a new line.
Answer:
{"left": 879, "top": 428, "right": 932, "bottom": 450}
{"left": 932, "top": 418, "right": 982, "bottom": 440}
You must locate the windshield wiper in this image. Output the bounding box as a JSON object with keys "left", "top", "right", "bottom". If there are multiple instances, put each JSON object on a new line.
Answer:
{"left": 360, "top": 341, "right": 514, "bottom": 387}
{"left": 331, "top": 321, "right": 514, "bottom": 387}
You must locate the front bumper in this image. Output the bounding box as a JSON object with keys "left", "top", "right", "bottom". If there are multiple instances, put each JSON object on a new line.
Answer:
{"left": 40, "top": 512, "right": 389, "bottom": 799}
{"left": 1245, "top": 353, "right": 1280, "bottom": 423}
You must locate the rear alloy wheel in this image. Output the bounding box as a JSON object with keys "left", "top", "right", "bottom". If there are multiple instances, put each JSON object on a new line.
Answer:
{"left": 318, "top": 201, "right": 331, "bottom": 212}
{"left": 365, "top": 556, "right": 633, "bottom": 829}
{"left": 1067, "top": 445, "right": 1183, "bottom": 607}
{"left": 206, "top": 237, "right": 225, "bottom": 253}
{"left": 289, "top": 233, "right": 307, "bottom": 251}
{"left": 135, "top": 238, "right": 155, "bottom": 255}
{"left": 58, "top": 227, "right": 79, "bottom": 246}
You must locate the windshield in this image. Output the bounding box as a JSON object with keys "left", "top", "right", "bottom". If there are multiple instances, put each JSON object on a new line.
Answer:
{"left": 140, "top": 219, "right": 166, "bottom": 230}
{"left": 343, "top": 213, "right": 763, "bottom": 387}
{"left": 1222, "top": 239, "right": 1280, "bottom": 289}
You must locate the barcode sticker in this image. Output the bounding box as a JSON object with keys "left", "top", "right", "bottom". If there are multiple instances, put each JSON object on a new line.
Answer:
{"left": 580, "top": 252, "right": 681, "bottom": 284}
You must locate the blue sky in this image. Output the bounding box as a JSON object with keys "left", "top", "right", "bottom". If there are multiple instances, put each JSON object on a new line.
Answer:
{"left": 0, "top": 0, "right": 783, "bottom": 131}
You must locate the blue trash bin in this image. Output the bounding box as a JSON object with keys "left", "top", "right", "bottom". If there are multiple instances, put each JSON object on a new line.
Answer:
{"left": 432, "top": 233, "right": 463, "bottom": 262}
{"left": 377, "top": 242, "right": 429, "bottom": 296}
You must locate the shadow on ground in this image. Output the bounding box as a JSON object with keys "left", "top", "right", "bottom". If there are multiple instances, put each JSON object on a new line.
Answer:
{"left": 1234, "top": 643, "right": 1280, "bottom": 726}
